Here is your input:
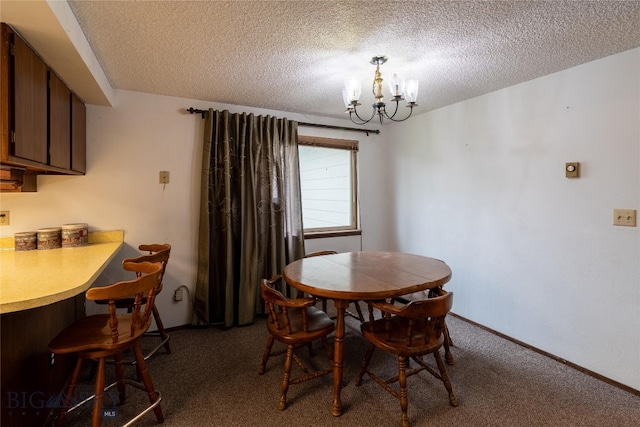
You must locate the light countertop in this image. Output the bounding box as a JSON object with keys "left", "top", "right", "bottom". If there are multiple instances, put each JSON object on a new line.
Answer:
{"left": 0, "top": 230, "right": 124, "bottom": 314}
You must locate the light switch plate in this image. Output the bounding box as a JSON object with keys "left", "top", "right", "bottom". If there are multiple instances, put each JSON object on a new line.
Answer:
{"left": 159, "top": 171, "right": 170, "bottom": 184}
{"left": 613, "top": 209, "right": 636, "bottom": 227}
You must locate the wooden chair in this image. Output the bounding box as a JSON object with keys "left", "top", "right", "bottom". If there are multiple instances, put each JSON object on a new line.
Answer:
{"left": 98, "top": 243, "right": 172, "bottom": 361}
{"left": 393, "top": 287, "right": 454, "bottom": 364}
{"left": 356, "top": 291, "right": 458, "bottom": 427}
{"left": 123, "top": 244, "right": 172, "bottom": 358}
{"left": 258, "top": 275, "right": 335, "bottom": 410}
{"left": 48, "top": 261, "right": 165, "bottom": 427}
{"left": 299, "top": 250, "right": 365, "bottom": 322}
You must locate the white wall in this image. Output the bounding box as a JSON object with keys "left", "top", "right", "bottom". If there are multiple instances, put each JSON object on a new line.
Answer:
{"left": 2, "top": 47, "right": 635, "bottom": 392}
{"left": 385, "top": 48, "right": 640, "bottom": 391}
{"left": 0, "top": 90, "right": 389, "bottom": 327}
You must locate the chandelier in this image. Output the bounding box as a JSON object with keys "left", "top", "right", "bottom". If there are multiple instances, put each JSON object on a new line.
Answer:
{"left": 342, "top": 56, "right": 419, "bottom": 125}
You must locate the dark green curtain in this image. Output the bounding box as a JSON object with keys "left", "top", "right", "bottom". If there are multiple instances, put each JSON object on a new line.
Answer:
{"left": 192, "top": 110, "right": 306, "bottom": 327}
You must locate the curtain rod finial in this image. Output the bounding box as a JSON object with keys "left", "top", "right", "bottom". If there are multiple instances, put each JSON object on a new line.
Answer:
{"left": 186, "top": 107, "right": 207, "bottom": 118}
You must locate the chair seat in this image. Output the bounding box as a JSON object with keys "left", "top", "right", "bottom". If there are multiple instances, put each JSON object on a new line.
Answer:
{"left": 362, "top": 317, "right": 444, "bottom": 356}
{"left": 49, "top": 314, "right": 151, "bottom": 355}
{"left": 268, "top": 306, "right": 335, "bottom": 345}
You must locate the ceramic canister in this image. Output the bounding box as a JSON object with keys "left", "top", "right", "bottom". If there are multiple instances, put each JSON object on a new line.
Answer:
{"left": 14, "top": 231, "right": 37, "bottom": 251}
{"left": 61, "top": 223, "right": 89, "bottom": 248}
{"left": 37, "top": 227, "right": 62, "bottom": 250}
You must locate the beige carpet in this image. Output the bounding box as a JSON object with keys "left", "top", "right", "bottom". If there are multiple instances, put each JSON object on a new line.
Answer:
{"left": 54, "top": 312, "right": 639, "bottom": 427}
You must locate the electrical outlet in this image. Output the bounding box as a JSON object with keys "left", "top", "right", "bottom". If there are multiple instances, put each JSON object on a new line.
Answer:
{"left": 173, "top": 288, "right": 183, "bottom": 301}
{"left": 613, "top": 209, "right": 636, "bottom": 227}
{"left": 0, "top": 211, "right": 9, "bottom": 226}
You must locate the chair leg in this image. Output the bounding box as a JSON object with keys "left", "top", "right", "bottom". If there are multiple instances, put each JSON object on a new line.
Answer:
{"left": 91, "top": 357, "right": 106, "bottom": 427}
{"left": 355, "top": 343, "right": 375, "bottom": 386}
{"left": 55, "top": 357, "right": 84, "bottom": 427}
{"left": 152, "top": 305, "right": 171, "bottom": 354}
{"left": 133, "top": 342, "right": 165, "bottom": 423}
{"left": 307, "top": 342, "right": 316, "bottom": 357}
{"left": 353, "top": 301, "right": 365, "bottom": 322}
{"left": 398, "top": 356, "right": 410, "bottom": 427}
{"left": 444, "top": 321, "right": 454, "bottom": 346}
{"left": 279, "top": 345, "right": 294, "bottom": 410}
{"left": 443, "top": 321, "right": 454, "bottom": 365}
{"left": 259, "top": 336, "right": 275, "bottom": 375}
{"left": 113, "top": 352, "right": 126, "bottom": 404}
{"left": 433, "top": 350, "right": 458, "bottom": 407}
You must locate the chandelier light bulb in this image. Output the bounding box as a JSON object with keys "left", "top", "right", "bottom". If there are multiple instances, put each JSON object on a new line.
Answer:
{"left": 342, "top": 89, "right": 353, "bottom": 109}
{"left": 344, "top": 77, "right": 362, "bottom": 102}
{"left": 388, "top": 73, "right": 405, "bottom": 98}
{"left": 404, "top": 79, "right": 419, "bottom": 104}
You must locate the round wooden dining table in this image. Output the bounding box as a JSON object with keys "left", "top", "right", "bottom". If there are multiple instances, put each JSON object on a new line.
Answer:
{"left": 283, "top": 251, "right": 452, "bottom": 417}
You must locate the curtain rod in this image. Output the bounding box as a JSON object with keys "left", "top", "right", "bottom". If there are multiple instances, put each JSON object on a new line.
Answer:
{"left": 186, "top": 107, "right": 380, "bottom": 136}
{"left": 297, "top": 122, "right": 380, "bottom": 136}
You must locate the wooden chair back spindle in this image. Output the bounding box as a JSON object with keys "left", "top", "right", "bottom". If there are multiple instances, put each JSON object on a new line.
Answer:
{"left": 86, "top": 261, "right": 162, "bottom": 344}
{"left": 120, "top": 243, "right": 172, "bottom": 357}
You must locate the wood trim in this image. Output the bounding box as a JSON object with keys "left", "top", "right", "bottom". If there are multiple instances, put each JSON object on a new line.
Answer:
{"left": 304, "top": 229, "right": 362, "bottom": 239}
{"left": 298, "top": 135, "right": 358, "bottom": 151}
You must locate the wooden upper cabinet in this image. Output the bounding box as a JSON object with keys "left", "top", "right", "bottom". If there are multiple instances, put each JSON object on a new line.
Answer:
{"left": 71, "top": 93, "right": 86, "bottom": 173}
{"left": 12, "top": 32, "right": 48, "bottom": 165}
{"left": 0, "top": 23, "right": 86, "bottom": 179}
{"left": 49, "top": 72, "right": 71, "bottom": 169}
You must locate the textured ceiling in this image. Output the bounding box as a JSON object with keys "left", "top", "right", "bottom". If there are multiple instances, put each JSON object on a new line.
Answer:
{"left": 22, "top": 1, "right": 640, "bottom": 121}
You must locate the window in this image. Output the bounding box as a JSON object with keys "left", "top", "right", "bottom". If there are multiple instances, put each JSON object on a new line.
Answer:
{"left": 298, "top": 136, "right": 359, "bottom": 234}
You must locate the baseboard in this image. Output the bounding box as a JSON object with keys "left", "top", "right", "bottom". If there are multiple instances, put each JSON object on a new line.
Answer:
{"left": 450, "top": 312, "right": 639, "bottom": 397}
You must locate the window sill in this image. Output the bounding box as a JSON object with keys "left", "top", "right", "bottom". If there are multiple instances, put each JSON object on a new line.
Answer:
{"left": 304, "top": 229, "right": 362, "bottom": 239}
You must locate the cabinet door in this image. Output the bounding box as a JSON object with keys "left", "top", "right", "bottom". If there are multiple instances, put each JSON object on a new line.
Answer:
{"left": 71, "top": 94, "right": 86, "bottom": 173}
{"left": 12, "top": 34, "right": 47, "bottom": 164}
{"left": 49, "top": 72, "right": 71, "bottom": 169}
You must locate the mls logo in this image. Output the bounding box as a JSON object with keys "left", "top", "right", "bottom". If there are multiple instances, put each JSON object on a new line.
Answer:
{"left": 102, "top": 408, "right": 118, "bottom": 419}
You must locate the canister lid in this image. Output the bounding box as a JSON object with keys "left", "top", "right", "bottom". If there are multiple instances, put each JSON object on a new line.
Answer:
{"left": 37, "top": 227, "right": 61, "bottom": 232}
{"left": 62, "top": 223, "right": 88, "bottom": 229}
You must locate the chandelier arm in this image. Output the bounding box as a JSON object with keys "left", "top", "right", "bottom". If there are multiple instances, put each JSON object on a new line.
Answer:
{"left": 380, "top": 99, "right": 416, "bottom": 122}
{"left": 389, "top": 105, "right": 415, "bottom": 123}
{"left": 382, "top": 99, "right": 401, "bottom": 120}
{"left": 351, "top": 104, "right": 378, "bottom": 125}
{"left": 348, "top": 111, "right": 373, "bottom": 125}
